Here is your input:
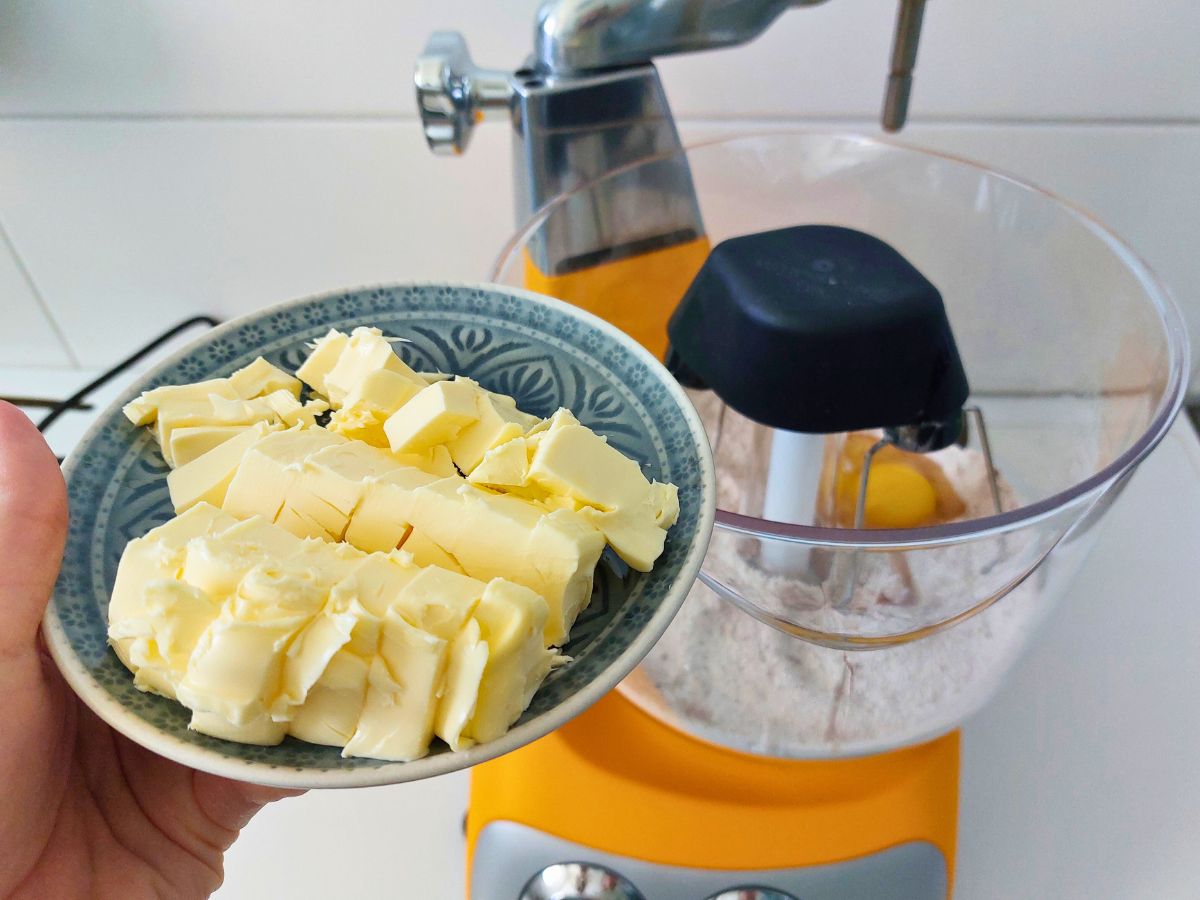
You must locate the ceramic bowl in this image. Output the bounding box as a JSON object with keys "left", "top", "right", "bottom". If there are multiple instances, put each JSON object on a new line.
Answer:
{"left": 43, "top": 281, "right": 715, "bottom": 787}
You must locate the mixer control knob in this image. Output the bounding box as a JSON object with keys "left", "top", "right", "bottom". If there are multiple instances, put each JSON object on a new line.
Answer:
{"left": 520, "top": 861, "right": 646, "bottom": 900}
{"left": 704, "top": 889, "right": 800, "bottom": 900}
{"left": 414, "top": 31, "right": 514, "bottom": 156}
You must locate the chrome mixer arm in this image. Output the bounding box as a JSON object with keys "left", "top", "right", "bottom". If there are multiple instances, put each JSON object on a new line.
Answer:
{"left": 533, "top": 0, "right": 830, "bottom": 73}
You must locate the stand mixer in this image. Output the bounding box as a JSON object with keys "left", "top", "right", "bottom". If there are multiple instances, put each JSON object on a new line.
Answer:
{"left": 415, "top": 5, "right": 1189, "bottom": 898}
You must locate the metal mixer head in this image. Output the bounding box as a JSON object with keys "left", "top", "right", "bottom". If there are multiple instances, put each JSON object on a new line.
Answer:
{"left": 415, "top": 0, "right": 931, "bottom": 269}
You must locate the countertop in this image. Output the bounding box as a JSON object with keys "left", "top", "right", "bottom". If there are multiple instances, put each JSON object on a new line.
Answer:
{"left": 8, "top": 366, "right": 1199, "bottom": 899}
{"left": 220, "top": 420, "right": 1200, "bottom": 899}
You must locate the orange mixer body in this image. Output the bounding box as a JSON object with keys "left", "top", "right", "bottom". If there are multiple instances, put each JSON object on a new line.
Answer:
{"left": 521, "top": 238, "right": 710, "bottom": 361}
{"left": 467, "top": 690, "right": 959, "bottom": 896}
{"left": 487, "top": 243, "right": 962, "bottom": 897}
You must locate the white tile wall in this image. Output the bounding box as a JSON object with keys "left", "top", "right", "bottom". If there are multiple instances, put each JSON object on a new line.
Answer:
{"left": 1, "top": 0, "right": 1197, "bottom": 391}
{"left": 0, "top": 218, "right": 73, "bottom": 367}
{"left": 2, "top": 0, "right": 1196, "bottom": 120}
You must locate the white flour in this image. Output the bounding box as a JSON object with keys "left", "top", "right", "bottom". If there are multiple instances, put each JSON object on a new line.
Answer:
{"left": 636, "top": 445, "right": 1048, "bottom": 757}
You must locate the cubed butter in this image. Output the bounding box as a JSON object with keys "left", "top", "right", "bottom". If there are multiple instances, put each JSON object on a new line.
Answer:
{"left": 296, "top": 329, "right": 350, "bottom": 398}
{"left": 466, "top": 579, "right": 555, "bottom": 744}
{"left": 576, "top": 505, "right": 667, "bottom": 573}
{"left": 447, "top": 387, "right": 534, "bottom": 474}
{"left": 468, "top": 437, "right": 533, "bottom": 491}
{"left": 116, "top": 580, "right": 222, "bottom": 700}
{"left": 396, "top": 529, "right": 464, "bottom": 574}
{"left": 190, "top": 709, "right": 288, "bottom": 745}
{"left": 109, "top": 330, "right": 681, "bottom": 763}
{"left": 651, "top": 481, "right": 680, "bottom": 528}
{"left": 392, "top": 566, "right": 483, "bottom": 640}
{"left": 526, "top": 407, "right": 580, "bottom": 437}
{"left": 177, "top": 564, "right": 327, "bottom": 726}
{"left": 384, "top": 379, "right": 480, "bottom": 453}
{"left": 221, "top": 427, "right": 346, "bottom": 521}
{"left": 342, "top": 466, "right": 440, "bottom": 553}
{"left": 272, "top": 601, "right": 358, "bottom": 720}
{"left": 323, "top": 327, "right": 425, "bottom": 407}
{"left": 168, "top": 425, "right": 250, "bottom": 468}
{"left": 344, "top": 368, "right": 425, "bottom": 416}
{"left": 433, "top": 618, "right": 488, "bottom": 751}
{"left": 342, "top": 609, "right": 448, "bottom": 761}
{"left": 123, "top": 379, "right": 239, "bottom": 427}
{"left": 227, "top": 356, "right": 302, "bottom": 400}
{"left": 167, "top": 421, "right": 282, "bottom": 513}
{"left": 403, "top": 478, "right": 605, "bottom": 645}
{"left": 276, "top": 440, "right": 402, "bottom": 543}
{"left": 527, "top": 422, "right": 651, "bottom": 511}
{"left": 286, "top": 647, "right": 370, "bottom": 746}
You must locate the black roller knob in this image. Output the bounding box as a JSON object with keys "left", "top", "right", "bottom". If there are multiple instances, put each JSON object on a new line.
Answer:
{"left": 666, "top": 225, "right": 969, "bottom": 435}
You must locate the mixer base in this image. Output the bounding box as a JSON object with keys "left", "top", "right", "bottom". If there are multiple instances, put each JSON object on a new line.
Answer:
{"left": 466, "top": 690, "right": 959, "bottom": 898}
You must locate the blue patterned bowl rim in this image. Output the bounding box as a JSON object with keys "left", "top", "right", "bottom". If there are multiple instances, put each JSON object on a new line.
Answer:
{"left": 42, "top": 280, "right": 716, "bottom": 788}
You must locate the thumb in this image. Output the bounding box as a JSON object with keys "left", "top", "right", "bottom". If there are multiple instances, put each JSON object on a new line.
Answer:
{"left": 0, "top": 402, "right": 68, "bottom": 658}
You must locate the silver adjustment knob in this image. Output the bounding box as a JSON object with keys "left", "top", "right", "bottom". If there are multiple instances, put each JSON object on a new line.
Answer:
{"left": 520, "top": 862, "right": 646, "bottom": 900}
{"left": 414, "top": 31, "right": 514, "bottom": 156}
{"left": 704, "top": 889, "right": 801, "bottom": 900}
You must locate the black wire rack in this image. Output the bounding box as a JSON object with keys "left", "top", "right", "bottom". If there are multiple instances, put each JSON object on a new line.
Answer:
{"left": 3, "top": 315, "right": 222, "bottom": 463}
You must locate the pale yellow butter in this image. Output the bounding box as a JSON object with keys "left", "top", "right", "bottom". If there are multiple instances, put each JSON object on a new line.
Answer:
{"left": 286, "top": 647, "right": 371, "bottom": 746}
{"left": 168, "top": 425, "right": 250, "bottom": 468}
{"left": 280, "top": 441, "right": 401, "bottom": 543}
{"left": 323, "top": 327, "right": 425, "bottom": 407}
{"left": 326, "top": 368, "right": 425, "bottom": 447}
{"left": 384, "top": 379, "right": 480, "bottom": 453}
{"left": 446, "top": 386, "right": 535, "bottom": 474}
{"left": 467, "top": 579, "right": 555, "bottom": 744}
{"left": 124, "top": 380, "right": 238, "bottom": 427}
{"left": 397, "top": 529, "right": 463, "bottom": 573}
{"left": 111, "top": 326, "right": 682, "bottom": 763}
{"left": 261, "top": 391, "right": 329, "bottom": 428}
{"left": 154, "top": 392, "right": 319, "bottom": 462}
{"left": 423, "top": 444, "right": 458, "bottom": 477}
{"left": 126, "top": 356, "right": 302, "bottom": 447}
{"left": 392, "top": 565, "right": 483, "bottom": 640}
{"left": 525, "top": 418, "right": 676, "bottom": 571}
{"left": 272, "top": 601, "right": 358, "bottom": 722}
{"left": 433, "top": 618, "right": 489, "bottom": 751}
{"left": 404, "top": 478, "right": 605, "bottom": 646}
{"left": 342, "top": 609, "right": 448, "bottom": 761}
{"left": 651, "top": 481, "right": 680, "bottom": 528}
{"left": 190, "top": 709, "right": 288, "bottom": 746}
{"left": 296, "top": 329, "right": 351, "bottom": 398}
{"left": 527, "top": 422, "right": 649, "bottom": 511}
{"left": 227, "top": 357, "right": 302, "bottom": 400}
{"left": 576, "top": 505, "right": 666, "bottom": 573}
{"left": 118, "top": 580, "right": 222, "bottom": 699}
{"left": 221, "top": 427, "right": 347, "bottom": 522}
{"left": 177, "top": 564, "right": 327, "bottom": 727}
{"left": 468, "top": 437, "right": 532, "bottom": 491}
{"left": 341, "top": 466, "right": 440, "bottom": 552}
{"left": 167, "top": 420, "right": 282, "bottom": 514}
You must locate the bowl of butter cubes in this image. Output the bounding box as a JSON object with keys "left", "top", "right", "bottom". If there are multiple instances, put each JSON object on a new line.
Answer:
{"left": 43, "top": 282, "right": 715, "bottom": 787}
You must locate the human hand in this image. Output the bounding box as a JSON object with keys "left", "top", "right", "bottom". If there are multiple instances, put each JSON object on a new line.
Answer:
{"left": 0, "top": 402, "right": 301, "bottom": 898}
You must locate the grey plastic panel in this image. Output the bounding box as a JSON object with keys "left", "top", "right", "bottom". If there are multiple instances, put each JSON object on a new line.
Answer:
{"left": 472, "top": 820, "right": 947, "bottom": 899}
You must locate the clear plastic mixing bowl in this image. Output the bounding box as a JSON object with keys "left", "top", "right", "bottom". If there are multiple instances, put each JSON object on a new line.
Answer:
{"left": 492, "top": 133, "right": 1189, "bottom": 757}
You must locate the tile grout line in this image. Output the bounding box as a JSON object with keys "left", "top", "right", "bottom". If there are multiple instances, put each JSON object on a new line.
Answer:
{"left": 0, "top": 112, "right": 1197, "bottom": 128}
{"left": 0, "top": 215, "right": 82, "bottom": 368}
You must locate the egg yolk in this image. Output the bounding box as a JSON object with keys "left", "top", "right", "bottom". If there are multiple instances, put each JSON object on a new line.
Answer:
{"left": 837, "top": 462, "right": 937, "bottom": 529}
{"left": 825, "top": 432, "right": 966, "bottom": 529}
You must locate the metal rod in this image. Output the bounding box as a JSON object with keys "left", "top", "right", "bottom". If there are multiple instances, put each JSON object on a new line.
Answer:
{"left": 37, "top": 315, "right": 221, "bottom": 436}
{"left": 835, "top": 437, "right": 891, "bottom": 609}
{"left": 964, "top": 404, "right": 1003, "bottom": 514}
{"left": 882, "top": 0, "right": 927, "bottom": 131}
{"left": 853, "top": 438, "right": 889, "bottom": 530}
